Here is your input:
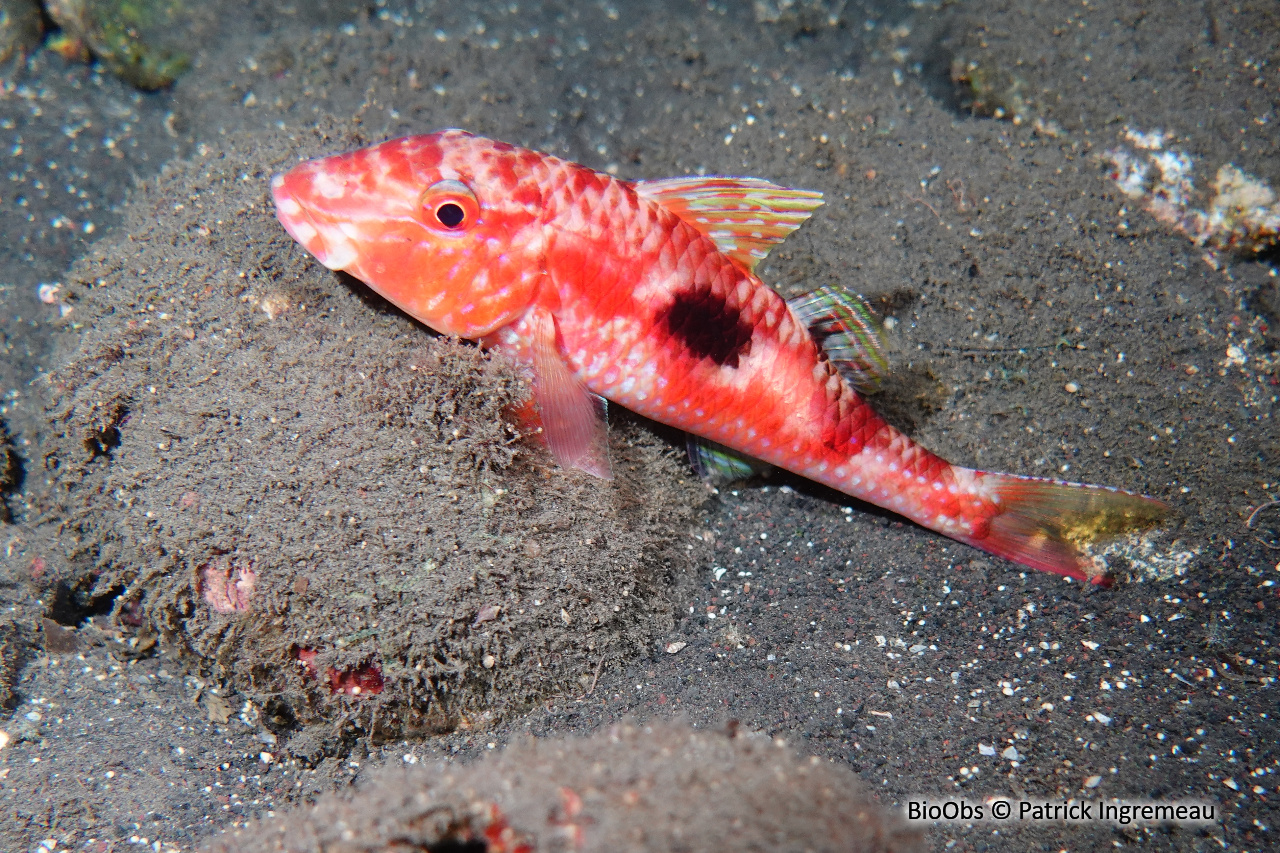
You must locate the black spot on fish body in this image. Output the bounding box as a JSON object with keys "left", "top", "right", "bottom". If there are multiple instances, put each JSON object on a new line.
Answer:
{"left": 658, "top": 287, "right": 754, "bottom": 368}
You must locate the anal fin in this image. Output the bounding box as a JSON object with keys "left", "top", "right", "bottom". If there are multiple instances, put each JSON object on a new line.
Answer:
{"left": 531, "top": 308, "right": 612, "bottom": 479}
{"left": 686, "top": 435, "right": 772, "bottom": 486}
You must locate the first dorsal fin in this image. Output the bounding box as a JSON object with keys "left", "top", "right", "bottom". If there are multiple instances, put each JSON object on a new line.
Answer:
{"left": 635, "top": 176, "right": 823, "bottom": 271}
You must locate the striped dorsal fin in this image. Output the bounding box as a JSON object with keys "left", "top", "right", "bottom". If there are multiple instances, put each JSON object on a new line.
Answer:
{"left": 787, "top": 285, "right": 889, "bottom": 394}
{"left": 635, "top": 176, "right": 823, "bottom": 271}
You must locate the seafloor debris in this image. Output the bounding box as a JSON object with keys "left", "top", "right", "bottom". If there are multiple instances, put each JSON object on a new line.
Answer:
{"left": 1105, "top": 128, "right": 1280, "bottom": 257}
{"left": 754, "top": 0, "right": 843, "bottom": 28}
{"left": 949, "top": 54, "right": 1063, "bottom": 137}
{"left": 0, "top": 421, "right": 20, "bottom": 523}
{"left": 44, "top": 0, "right": 192, "bottom": 89}
{"left": 0, "top": 0, "right": 42, "bottom": 64}
{"left": 197, "top": 557, "right": 255, "bottom": 614}
{"left": 1246, "top": 501, "right": 1280, "bottom": 550}
{"left": 0, "top": 618, "right": 24, "bottom": 710}
{"left": 950, "top": 55, "right": 1032, "bottom": 125}
{"left": 205, "top": 721, "right": 922, "bottom": 853}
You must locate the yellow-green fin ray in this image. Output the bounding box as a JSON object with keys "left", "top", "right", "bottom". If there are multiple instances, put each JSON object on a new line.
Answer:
{"left": 635, "top": 176, "right": 823, "bottom": 271}
{"left": 787, "top": 285, "right": 890, "bottom": 394}
{"left": 686, "top": 435, "right": 772, "bottom": 486}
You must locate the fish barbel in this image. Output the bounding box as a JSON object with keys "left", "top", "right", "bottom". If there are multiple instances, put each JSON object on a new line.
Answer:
{"left": 272, "top": 130, "right": 1168, "bottom": 583}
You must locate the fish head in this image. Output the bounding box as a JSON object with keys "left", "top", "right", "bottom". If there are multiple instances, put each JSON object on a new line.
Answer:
{"left": 271, "top": 130, "right": 547, "bottom": 338}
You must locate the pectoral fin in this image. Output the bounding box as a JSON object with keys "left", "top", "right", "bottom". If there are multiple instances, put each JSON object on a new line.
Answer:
{"left": 531, "top": 308, "right": 613, "bottom": 480}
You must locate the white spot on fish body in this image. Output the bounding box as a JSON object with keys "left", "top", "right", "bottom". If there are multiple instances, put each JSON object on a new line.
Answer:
{"left": 338, "top": 222, "right": 362, "bottom": 240}
{"left": 586, "top": 353, "right": 609, "bottom": 376}
{"left": 314, "top": 172, "right": 346, "bottom": 199}
{"left": 276, "top": 196, "right": 302, "bottom": 216}
{"left": 271, "top": 174, "right": 285, "bottom": 189}
{"left": 318, "top": 239, "right": 358, "bottom": 271}
{"left": 423, "top": 291, "right": 448, "bottom": 313}
{"left": 290, "top": 221, "right": 318, "bottom": 243}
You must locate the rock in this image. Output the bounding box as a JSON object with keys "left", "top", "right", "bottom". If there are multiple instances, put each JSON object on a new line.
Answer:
{"left": 205, "top": 721, "right": 922, "bottom": 853}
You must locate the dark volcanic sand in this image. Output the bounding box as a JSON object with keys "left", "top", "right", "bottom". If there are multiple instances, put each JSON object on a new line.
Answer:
{"left": 1, "top": 1, "right": 1277, "bottom": 851}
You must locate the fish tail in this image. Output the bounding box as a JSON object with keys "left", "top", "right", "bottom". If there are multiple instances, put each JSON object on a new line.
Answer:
{"left": 955, "top": 470, "right": 1170, "bottom": 585}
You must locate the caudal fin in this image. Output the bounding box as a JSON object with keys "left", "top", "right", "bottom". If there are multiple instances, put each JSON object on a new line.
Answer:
{"left": 958, "top": 472, "right": 1170, "bottom": 585}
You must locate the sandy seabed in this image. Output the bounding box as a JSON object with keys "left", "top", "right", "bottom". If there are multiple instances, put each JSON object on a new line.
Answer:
{"left": 1, "top": 1, "right": 1277, "bottom": 851}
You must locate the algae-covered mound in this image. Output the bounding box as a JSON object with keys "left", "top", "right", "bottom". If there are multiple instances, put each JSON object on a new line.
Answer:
{"left": 205, "top": 720, "right": 922, "bottom": 853}
{"left": 32, "top": 126, "right": 706, "bottom": 742}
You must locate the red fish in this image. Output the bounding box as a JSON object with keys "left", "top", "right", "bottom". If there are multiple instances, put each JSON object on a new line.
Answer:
{"left": 272, "top": 130, "right": 1167, "bottom": 584}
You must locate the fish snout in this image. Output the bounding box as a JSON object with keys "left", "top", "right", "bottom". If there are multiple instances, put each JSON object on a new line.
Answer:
{"left": 271, "top": 170, "right": 361, "bottom": 273}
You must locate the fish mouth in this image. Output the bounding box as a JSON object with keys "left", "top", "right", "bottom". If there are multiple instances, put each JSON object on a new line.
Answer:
{"left": 270, "top": 172, "right": 360, "bottom": 272}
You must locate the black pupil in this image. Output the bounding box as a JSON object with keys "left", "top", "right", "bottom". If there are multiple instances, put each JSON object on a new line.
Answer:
{"left": 436, "top": 202, "right": 465, "bottom": 228}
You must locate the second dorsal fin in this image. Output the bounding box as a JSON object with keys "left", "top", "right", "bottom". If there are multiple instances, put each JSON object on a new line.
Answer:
{"left": 786, "top": 285, "right": 890, "bottom": 394}
{"left": 635, "top": 176, "right": 823, "bottom": 271}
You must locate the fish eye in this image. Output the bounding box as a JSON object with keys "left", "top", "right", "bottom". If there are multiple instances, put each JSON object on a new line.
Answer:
{"left": 420, "top": 180, "right": 479, "bottom": 232}
{"left": 436, "top": 203, "right": 465, "bottom": 228}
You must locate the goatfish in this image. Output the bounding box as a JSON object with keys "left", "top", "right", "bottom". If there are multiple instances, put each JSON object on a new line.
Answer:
{"left": 271, "top": 130, "right": 1168, "bottom": 584}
